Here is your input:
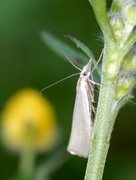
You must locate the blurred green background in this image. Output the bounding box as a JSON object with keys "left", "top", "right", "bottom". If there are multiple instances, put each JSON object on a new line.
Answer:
{"left": 0, "top": 0, "right": 136, "bottom": 179}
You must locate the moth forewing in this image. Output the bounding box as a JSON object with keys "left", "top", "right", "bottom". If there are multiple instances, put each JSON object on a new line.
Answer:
{"left": 67, "top": 61, "right": 94, "bottom": 158}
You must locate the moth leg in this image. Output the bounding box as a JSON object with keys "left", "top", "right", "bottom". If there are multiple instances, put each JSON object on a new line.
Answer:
{"left": 89, "top": 79, "right": 102, "bottom": 86}
{"left": 92, "top": 105, "right": 96, "bottom": 114}
{"left": 91, "top": 48, "right": 104, "bottom": 73}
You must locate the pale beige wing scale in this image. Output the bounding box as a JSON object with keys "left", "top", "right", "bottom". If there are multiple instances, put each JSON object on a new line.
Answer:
{"left": 67, "top": 78, "right": 93, "bottom": 158}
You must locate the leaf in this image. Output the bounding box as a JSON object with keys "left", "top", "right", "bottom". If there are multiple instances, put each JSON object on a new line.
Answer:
{"left": 41, "top": 30, "right": 88, "bottom": 67}
{"left": 65, "top": 35, "right": 101, "bottom": 76}
{"left": 41, "top": 30, "right": 100, "bottom": 81}
{"left": 65, "top": 35, "right": 94, "bottom": 60}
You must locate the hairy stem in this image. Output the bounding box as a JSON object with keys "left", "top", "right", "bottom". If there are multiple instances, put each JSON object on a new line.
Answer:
{"left": 88, "top": 0, "right": 115, "bottom": 43}
{"left": 85, "top": 85, "right": 118, "bottom": 180}
{"left": 84, "top": 45, "right": 123, "bottom": 180}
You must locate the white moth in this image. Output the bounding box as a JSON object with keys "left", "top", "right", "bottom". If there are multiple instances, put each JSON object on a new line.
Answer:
{"left": 67, "top": 60, "right": 95, "bottom": 158}
{"left": 41, "top": 52, "right": 102, "bottom": 158}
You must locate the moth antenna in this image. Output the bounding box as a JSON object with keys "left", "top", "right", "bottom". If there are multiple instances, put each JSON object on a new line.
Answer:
{"left": 40, "top": 72, "right": 80, "bottom": 94}
{"left": 92, "top": 48, "right": 104, "bottom": 73}
{"left": 62, "top": 51, "right": 82, "bottom": 71}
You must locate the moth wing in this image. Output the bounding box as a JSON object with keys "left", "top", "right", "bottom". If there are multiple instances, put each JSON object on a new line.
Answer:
{"left": 67, "top": 80, "right": 93, "bottom": 158}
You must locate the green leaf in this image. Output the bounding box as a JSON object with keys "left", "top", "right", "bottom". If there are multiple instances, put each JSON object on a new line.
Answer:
{"left": 41, "top": 30, "right": 88, "bottom": 67}
{"left": 65, "top": 35, "right": 95, "bottom": 60}
{"left": 64, "top": 35, "right": 101, "bottom": 77}
{"left": 41, "top": 30, "right": 100, "bottom": 81}
{"left": 65, "top": 35, "right": 96, "bottom": 59}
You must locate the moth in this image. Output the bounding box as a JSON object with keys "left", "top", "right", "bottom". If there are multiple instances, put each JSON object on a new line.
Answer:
{"left": 41, "top": 52, "right": 102, "bottom": 158}
{"left": 67, "top": 59, "right": 96, "bottom": 158}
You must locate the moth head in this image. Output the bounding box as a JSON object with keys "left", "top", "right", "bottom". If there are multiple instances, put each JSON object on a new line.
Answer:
{"left": 80, "top": 60, "right": 91, "bottom": 79}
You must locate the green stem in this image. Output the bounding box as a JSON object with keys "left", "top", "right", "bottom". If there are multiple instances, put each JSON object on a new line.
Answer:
{"left": 84, "top": 44, "right": 123, "bottom": 179}
{"left": 88, "top": 0, "right": 115, "bottom": 43}
{"left": 85, "top": 85, "right": 119, "bottom": 180}
{"left": 19, "top": 150, "right": 35, "bottom": 179}
{"left": 84, "top": 32, "right": 136, "bottom": 180}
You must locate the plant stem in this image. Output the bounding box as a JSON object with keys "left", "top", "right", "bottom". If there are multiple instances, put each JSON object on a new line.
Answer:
{"left": 19, "top": 150, "right": 35, "bottom": 178}
{"left": 85, "top": 84, "right": 118, "bottom": 180}
{"left": 88, "top": 0, "right": 115, "bottom": 43}
{"left": 84, "top": 31, "right": 136, "bottom": 180}
{"left": 84, "top": 44, "right": 124, "bottom": 180}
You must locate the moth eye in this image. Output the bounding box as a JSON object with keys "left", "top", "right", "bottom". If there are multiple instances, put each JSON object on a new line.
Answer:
{"left": 83, "top": 72, "right": 87, "bottom": 76}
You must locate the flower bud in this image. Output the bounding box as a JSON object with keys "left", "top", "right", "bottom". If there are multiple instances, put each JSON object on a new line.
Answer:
{"left": 122, "top": 2, "right": 136, "bottom": 25}
{"left": 109, "top": 13, "right": 124, "bottom": 41}
{"left": 115, "top": 72, "right": 136, "bottom": 100}
{"left": 1, "top": 89, "right": 57, "bottom": 153}
{"left": 121, "top": 49, "right": 136, "bottom": 72}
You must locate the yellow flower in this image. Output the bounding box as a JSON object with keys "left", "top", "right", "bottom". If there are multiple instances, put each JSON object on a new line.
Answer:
{"left": 1, "top": 88, "right": 57, "bottom": 153}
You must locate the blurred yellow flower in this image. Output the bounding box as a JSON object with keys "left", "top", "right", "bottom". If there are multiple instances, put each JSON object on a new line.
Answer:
{"left": 1, "top": 88, "right": 57, "bottom": 153}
